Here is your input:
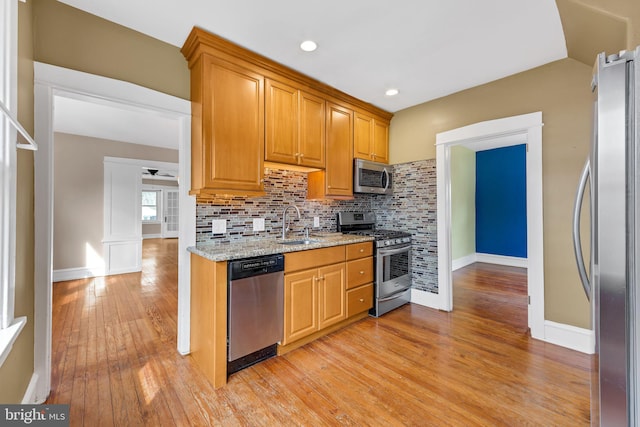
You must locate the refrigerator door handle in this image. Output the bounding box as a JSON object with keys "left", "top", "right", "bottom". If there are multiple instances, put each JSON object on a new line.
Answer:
{"left": 572, "top": 158, "right": 591, "bottom": 300}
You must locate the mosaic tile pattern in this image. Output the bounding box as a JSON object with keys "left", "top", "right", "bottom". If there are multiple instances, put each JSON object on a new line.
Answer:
{"left": 196, "top": 167, "right": 372, "bottom": 244}
{"left": 373, "top": 159, "right": 438, "bottom": 294}
{"left": 195, "top": 161, "right": 439, "bottom": 294}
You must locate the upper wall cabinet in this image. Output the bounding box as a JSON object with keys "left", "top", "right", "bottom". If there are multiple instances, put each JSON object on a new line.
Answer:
{"left": 265, "top": 79, "right": 325, "bottom": 168}
{"left": 354, "top": 112, "right": 390, "bottom": 164}
{"left": 182, "top": 27, "right": 393, "bottom": 199}
{"left": 308, "top": 103, "right": 354, "bottom": 199}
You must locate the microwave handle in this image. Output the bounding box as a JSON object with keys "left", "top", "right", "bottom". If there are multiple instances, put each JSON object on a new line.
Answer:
{"left": 382, "top": 168, "right": 389, "bottom": 190}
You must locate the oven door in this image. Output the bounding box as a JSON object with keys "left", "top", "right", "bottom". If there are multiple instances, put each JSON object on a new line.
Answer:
{"left": 376, "top": 244, "right": 411, "bottom": 298}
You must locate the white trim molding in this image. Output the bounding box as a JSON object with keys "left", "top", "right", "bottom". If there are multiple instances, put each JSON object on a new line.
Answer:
{"left": 53, "top": 267, "right": 105, "bottom": 283}
{"left": 475, "top": 253, "right": 528, "bottom": 268}
{"left": 0, "top": 316, "right": 25, "bottom": 367}
{"left": 21, "top": 373, "right": 41, "bottom": 404}
{"left": 452, "top": 254, "right": 477, "bottom": 271}
{"left": 435, "top": 112, "right": 545, "bottom": 340}
{"left": 34, "top": 62, "right": 194, "bottom": 403}
{"left": 543, "top": 320, "right": 595, "bottom": 354}
{"left": 410, "top": 289, "right": 442, "bottom": 310}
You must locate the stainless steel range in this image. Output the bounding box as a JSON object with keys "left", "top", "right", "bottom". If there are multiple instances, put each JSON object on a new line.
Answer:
{"left": 337, "top": 212, "right": 412, "bottom": 317}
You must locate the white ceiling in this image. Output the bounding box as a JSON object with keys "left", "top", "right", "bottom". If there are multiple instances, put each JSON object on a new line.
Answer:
{"left": 53, "top": 95, "right": 181, "bottom": 149}
{"left": 54, "top": 0, "right": 568, "bottom": 149}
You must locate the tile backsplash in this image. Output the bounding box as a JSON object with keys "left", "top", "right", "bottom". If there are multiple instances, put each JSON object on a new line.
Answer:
{"left": 196, "top": 161, "right": 438, "bottom": 294}
{"left": 196, "top": 167, "right": 373, "bottom": 244}
{"left": 374, "top": 159, "right": 438, "bottom": 294}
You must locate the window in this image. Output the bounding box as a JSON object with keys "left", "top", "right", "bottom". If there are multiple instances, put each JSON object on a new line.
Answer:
{"left": 0, "top": 0, "right": 28, "bottom": 367}
{"left": 141, "top": 190, "right": 161, "bottom": 222}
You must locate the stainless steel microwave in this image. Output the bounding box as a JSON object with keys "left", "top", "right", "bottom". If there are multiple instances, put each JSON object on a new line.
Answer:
{"left": 353, "top": 158, "right": 393, "bottom": 195}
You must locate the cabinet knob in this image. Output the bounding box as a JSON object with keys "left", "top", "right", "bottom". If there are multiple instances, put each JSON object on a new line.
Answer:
{"left": 295, "top": 153, "right": 300, "bottom": 157}
{"left": 319, "top": 276, "right": 325, "bottom": 281}
{"left": 359, "top": 271, "right": 365, "bottom": 275}
{"left": 359, "top": 249, "right": 364, "bottom": 253}
{"left": 299, "top": 153, "right": 304, "bottom": 157}
{"left": 359, "top": 298, "right": 364, "bottom": 302}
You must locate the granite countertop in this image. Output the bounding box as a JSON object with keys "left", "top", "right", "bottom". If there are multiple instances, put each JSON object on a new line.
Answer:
{"left": 188, "top": 233, "right": 374, "bottom": 262}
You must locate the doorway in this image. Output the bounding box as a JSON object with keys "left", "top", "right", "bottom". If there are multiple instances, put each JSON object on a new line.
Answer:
{"left": 33, "top": 63, "right": 194, "bottom": 403}
{"left": 435, "top": 112, "right": 544, "bottom": 340}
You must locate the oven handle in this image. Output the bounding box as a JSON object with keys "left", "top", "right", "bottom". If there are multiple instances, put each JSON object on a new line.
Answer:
{"left": 378, "top": 244, "right": 411, "bottom": 257}
{"left": 378, "top": 289, "right": 410, "bottom": 302}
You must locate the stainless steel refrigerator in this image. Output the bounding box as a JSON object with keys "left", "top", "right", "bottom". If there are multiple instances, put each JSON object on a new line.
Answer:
{"left": 573, "top": 46, "right": 640, "bottom": 426}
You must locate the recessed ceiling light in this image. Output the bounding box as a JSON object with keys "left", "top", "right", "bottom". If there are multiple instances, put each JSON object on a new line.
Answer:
{"left": 300, "top": 40, "right": 317, "bottom": 52}
{"left": 385, "top": 88, "right": 399, "bottom": 96}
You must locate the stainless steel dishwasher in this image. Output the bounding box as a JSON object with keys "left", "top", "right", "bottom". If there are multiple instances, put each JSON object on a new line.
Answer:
{"left": 227, "top": 254, "right": 284, "bottom": 375}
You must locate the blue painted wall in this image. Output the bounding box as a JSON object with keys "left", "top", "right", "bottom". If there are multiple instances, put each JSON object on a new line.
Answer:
{"left": 475, "top": 145, "right": 527, "bottom": 258}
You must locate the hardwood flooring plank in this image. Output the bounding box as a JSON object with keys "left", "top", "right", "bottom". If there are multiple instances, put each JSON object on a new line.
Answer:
{"left": 47, "top": 242, "right": 592, "bottom": 426}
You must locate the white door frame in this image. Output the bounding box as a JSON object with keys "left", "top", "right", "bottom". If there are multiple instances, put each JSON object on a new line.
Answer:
{"left": 33, "top": 62, "right": 194, "bottom": 403}
{"left": 435, "top": 111, "right": 545, "bottom": 340}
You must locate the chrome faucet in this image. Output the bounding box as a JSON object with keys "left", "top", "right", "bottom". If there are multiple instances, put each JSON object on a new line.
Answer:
{"left": 281, "top": 205, "right": 301, "bottom": 240}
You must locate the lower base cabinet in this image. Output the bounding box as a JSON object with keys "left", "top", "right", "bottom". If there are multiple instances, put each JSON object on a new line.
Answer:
{"left": 282, "top": 243, "right": 373, "bottom": 349}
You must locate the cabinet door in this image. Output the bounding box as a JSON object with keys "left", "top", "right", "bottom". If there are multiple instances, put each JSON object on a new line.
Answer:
{"left": 299, "top": 91, "right": 325, "bottom": 168}
{"left": 203, "top": 56, "right": 264, "bottom": 193}
{"left": 318, "top": 263, "right": 346, "bottom": 329}
{"left": 283, "top": 269, "right": 318, "bottom": 345}
{"left": 373, "top": 119, "right": 389, "bottom": 163}
{"left": 265, "top": 79, "right": 299, "bottom": 165}
{"left": 325, "top": 103, "right": 353, "bottom": 197}
{"left": 354, "top": 112, "right": 373, "bottom": 161}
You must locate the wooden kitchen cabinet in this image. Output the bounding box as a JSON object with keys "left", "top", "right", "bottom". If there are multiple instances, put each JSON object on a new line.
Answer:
{"left": 265, "top": 79, "right": 325, "bottom": 168}
{"left": 183, "top": 28, "right": 393, "bottom": 199}
{"left": 307, "top": 102, "right": 354, "bottom": 199}
{"left": 283, "top": 269, "right": 319, "bottom": 344}
{"left": 183, "top": 33, "right": 266, "bottom": 198}
{"left": 282, "top": 259, "right": 346, "bottom": 345}
{"left": 354, "top": 112, "right": 389, "bottom": 164}
{"left": 190, "top": 254, "right": 228, "bottom": 388}
{"left": 317, "top": 263, "right": 346, "bottom": 329}
{"left": 281, "top": 243, "right": 372, "bottom": 352}
{"left": 345, "top": 242, "right": 374, "bottom": 316}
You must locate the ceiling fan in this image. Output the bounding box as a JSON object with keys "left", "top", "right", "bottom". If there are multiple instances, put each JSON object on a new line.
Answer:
{"left": 142, "top": 166, "right": 177, "bottom": 178}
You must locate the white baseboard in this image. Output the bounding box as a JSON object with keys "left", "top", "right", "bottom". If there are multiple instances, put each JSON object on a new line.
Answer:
{"left": 143, "top": 234, "right": 162, "bottom": 239}
{"left": 21, "top": 373, "right": 41, "bottom": 404}
{"left": 543, "top": 320, "right": 595, "bottom": 354}
{"left": 452, "top": 254, "right": 477, "bottom": 271}
{"left": 476, "top": 253, "right": 528, "bottom": 268}
{"left": 53, "top": 267, "right": 105, "bottom": 282}
{"left": 410, "top": 289, "right": 441, "bottom": 310}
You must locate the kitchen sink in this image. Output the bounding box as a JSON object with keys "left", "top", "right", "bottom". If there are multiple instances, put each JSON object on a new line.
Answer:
{"left": 276, "top": 239, "right": 318, "bottom": 245}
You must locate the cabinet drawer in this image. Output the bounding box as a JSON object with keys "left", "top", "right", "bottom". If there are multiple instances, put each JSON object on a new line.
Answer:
{"left": 346, "top": 284, "right": 373, "bottom": 317}
{"left": 346, "top": 242, "right": 373, "bottom": 260}
{"left": 285, "top": 246, "right": 345, "bottom": 273}
{"left": 346, "top": 257, "right": 373, "bottom": 290}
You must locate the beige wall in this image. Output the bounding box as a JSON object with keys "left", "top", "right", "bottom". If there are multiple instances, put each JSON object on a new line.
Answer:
{"left": 0, "top": 0, "right": 35, "bottom": 404}
{"left": 451, "top": 146, "right": 476, "bottom": 261}
{"left": 390, "top": 58, "right": 593, "bottom": 329}
{"left": 576, "top": 0, "right": 640, "bottom": 48}
{"left": 53, "top": 133, "right": 178, "bottom": 271}
{"left": 32, "top": 0, "right": 189, "bottom": 100}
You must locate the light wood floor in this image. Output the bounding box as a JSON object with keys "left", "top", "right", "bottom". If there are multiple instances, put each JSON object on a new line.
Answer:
{"left": 48, "top": 240, "right": 592, "bottom": 426}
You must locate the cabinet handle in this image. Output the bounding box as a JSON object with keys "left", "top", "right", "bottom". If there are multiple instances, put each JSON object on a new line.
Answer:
{"left": 299, "top": 153, "right": 304, "bottom": 157}
{"left": 359, "top": 249, "right": 364, "bottom": 253}
{"left": 295, "top": 153, "right": 300, "bottom": 157}
{"left": 359, "top": 271, "right": 365, "bottom": 275}
{"left": 319, "top": 276, "right": 325, "bottom": 281}
{"left": 359, "top": 298, "right": 365, "bottom": 302}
